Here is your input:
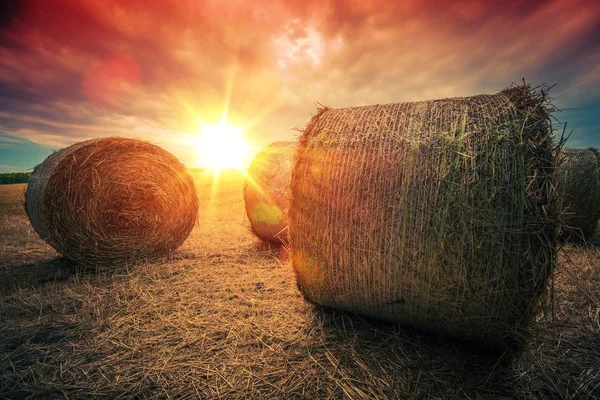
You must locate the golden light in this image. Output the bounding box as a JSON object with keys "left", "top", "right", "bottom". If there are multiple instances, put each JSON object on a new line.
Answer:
{"left": 194, "top": 120, "right": 252, "bottom": 171}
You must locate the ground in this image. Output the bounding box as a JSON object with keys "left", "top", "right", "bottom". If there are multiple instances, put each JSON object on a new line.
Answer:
{"left": 0, "top": 170, "right": 598, "bottom": 399}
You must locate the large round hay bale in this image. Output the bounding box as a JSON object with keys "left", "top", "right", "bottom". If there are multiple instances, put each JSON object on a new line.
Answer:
{"left": 555, "top": 147, "right": 600, "bottom": 239}
{"left": 25, "top": 137, "right": 198, "bottom": 265}
{"left": 244, "top": 141, "right": 297, "bottom": 244}
{"left": 290, "top": 84, "right": 557, "bottom": 352}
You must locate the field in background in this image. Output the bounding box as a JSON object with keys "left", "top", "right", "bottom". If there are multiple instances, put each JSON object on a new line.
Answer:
{"left": 0, "top": 170, "right": 598, "bottom": 399}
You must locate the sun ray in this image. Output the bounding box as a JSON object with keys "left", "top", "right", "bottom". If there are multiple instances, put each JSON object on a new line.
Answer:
{"left": 207, "top": 167, "right": 221, "bottom": 217}
{"left": 222, "top": 60, "right": 238, "bottom": 125}
{"left": 237, "top": 167, "right": 267, "bottom": 197}
{"left": 238, "top": 96, "right": 285, "bottom": 133}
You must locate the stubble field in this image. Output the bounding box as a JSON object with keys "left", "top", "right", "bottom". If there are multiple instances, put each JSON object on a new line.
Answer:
{"left": 0, "top": 170, "right": 599, "bottom": 399}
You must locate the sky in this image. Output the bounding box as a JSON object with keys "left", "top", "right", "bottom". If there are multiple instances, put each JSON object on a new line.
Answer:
{"left": 0, "top": 0, "right": 599, "bottom": 172}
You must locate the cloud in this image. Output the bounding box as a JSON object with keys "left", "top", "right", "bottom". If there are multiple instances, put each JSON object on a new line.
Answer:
{"left": 0, "top": 133, "right": 23, "bottom": 147}
{"left": 0, "top": 164, "right": 25, "bottom": 172}
{"left": 0, "top": 0, "right": 598, "bottom": 167}
{"left": 561, "top": 54, "right": 600, "bottom": 104}
{"left": 0, "top": 133, "right": 53, "bottom": 172}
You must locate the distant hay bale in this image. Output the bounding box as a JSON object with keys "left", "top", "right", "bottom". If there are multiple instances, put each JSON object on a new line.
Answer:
{"left": 25, "top": 137, "right": 198, "bottom": 265}
{"left": 244, "top": 141, "right": 297, "bottom": 244}
{"left": 290, "top": 84, "right": 557, "bottom": 352}
{"left": 555, "top": 147, "right": 600, "bottom": 239}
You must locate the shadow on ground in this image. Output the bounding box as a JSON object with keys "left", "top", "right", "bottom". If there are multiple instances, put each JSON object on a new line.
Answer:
{"left": 307, "top": 305, "right": 520, "bottom": 398}
{"left": 0, "top": 257, "right": 81, "bottom": 295}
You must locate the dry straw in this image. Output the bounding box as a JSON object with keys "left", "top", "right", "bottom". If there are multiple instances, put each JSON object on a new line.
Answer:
{"left": 25, "top": 137, "right": 198, "bottom": 266}
{"left": 244, "top": 141, "right": 297, "bottom": 244}
{"left": 554, "top": 147, "right": 600, "bottom": 239}
{"left": 290, "top": 84, "right": 557, "bottom": 353}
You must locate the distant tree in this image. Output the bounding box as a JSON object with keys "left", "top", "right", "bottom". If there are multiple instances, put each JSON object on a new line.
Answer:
{"left": 0, "top": 172, "right": 32, "bottom": 184}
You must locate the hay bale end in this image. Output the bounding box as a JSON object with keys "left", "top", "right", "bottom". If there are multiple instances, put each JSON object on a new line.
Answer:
{"left": 244, "top": 141, "right": 297, "bottom": 244}
{"left": 25, "top": 137, "right": 198, "bottom": 266}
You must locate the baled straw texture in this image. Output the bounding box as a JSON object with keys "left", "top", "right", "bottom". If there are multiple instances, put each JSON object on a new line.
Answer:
{"left": 244, "top": 141, "right": 297, "bottom": 244}
{"left": 25, "top": 137, "right": 198, "bottom": 266}
{"left": 291, "top": 84, "right": 557, "bottom": 352}
{"left": 555, "top": 147, "right": 600, "bottom": 239}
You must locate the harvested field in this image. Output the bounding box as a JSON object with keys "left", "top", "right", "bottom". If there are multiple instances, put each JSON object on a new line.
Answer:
{"left": 0, "top": 171, "right": 599, "bottom": 399}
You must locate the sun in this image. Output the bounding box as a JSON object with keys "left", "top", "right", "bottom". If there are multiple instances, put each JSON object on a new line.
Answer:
{"left": 194, "top": 121, "right": 251, "bottom": 171}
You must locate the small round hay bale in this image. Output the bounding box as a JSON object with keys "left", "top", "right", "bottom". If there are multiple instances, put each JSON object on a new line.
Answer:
{"left": 25, "top": 137, "right": 198, "bottom": 265}
{"left": 244, "top": 141, "right": 297, "bottom": 244}
{"left": 290, "top": 84, "right": 557, "bottom": 352}
{"left": 555, "top": 147, "right": 600, "bottom": 239}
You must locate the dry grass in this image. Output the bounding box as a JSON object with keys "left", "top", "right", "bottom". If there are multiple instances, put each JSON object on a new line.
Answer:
{"left": 244, "top": 141, "right": 297, "bottom": 244}
{"left": 0, "top": 170, "right": 598, "bottom": 399}
{"left": 0, "top": 184, "right": 53, "bottom": 265}
{"left": 25, "top": 137, "right": 198, "bottom": 266}
{"left": 291, "top": 84, "right": 557, "bottom": 353}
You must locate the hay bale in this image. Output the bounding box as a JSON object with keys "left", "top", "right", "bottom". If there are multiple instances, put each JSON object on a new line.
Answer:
{"left": 244, "top": 141, "right": 297, "bottom": 244}
{"left": 290, "top": 84, "right": 557, "bottom": 352}
{"left": 555, "top": 147, "right": 600, "bottom": 239}
{"left": 25, "top": 137, "right": 198, "bottom": 265}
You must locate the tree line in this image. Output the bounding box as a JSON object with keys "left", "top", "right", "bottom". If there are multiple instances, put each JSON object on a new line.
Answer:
{"left": 0, "top": 172, "right": 32, "bottom": 184}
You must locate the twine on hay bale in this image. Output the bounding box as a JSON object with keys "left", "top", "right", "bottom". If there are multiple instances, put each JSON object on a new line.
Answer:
{"left": 290, "top": 84, "right": 558, "bottom": 352}
{"left": 244, "top": 141, "right": 297, "bottom": 244}
{"left": 25, "top": 137, "right": 198, "bottom": 266}
{"left": 555, "top": 147, "right": 600, "bottom": 240}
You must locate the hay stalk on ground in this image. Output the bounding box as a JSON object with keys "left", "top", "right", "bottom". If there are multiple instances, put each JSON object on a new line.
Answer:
{"left": 25, "top": 137, "right": 198, "bottom": 266}
{"left": 290, "top": 83, "right": 558, "bottom": 353}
